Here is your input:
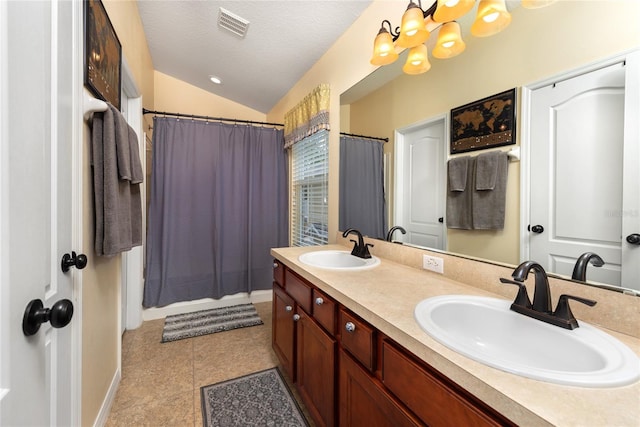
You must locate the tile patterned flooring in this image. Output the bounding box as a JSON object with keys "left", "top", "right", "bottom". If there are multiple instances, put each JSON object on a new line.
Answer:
{"left": 106, "top": 301, "right": 311, "bottom": 426}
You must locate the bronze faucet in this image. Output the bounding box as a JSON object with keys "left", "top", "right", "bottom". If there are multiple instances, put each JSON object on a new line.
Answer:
{"left": 501, "top": 261, "right": 597, "bottom": 330}
{"left": 342, "top": 229, "right": 373, "bottom": 259}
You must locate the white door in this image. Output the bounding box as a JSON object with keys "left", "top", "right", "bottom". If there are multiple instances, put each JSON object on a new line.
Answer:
{"left": 0, "top": 0, "right": 78, "bottom": 425}
{"left": 528, "top": 55, "right": 640, "bottom": 289}
{"left": 395, "top": 118, "right": 446, "bottom": 249}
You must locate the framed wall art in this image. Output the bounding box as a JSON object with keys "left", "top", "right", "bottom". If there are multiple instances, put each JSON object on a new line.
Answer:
{"left": 84, "top": 0, "right": 121, "bottom": 110}
{"left": 450, "top": 88, "right": 516, "bottom": 154}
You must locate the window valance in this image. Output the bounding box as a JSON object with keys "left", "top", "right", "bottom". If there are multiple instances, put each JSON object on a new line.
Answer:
{"left": 284, "top": 84, "right": 330, "bottom": 149}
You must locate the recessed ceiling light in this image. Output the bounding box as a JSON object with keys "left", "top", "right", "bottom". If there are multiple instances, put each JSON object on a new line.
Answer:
{"left": 209, "top": 75, "right": 222, "bottom": 84}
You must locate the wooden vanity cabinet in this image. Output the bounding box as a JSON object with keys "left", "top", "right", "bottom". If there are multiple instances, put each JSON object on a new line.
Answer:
{"left": 272, "top": 260, "right": 514, "bottom": 427}
{"left": 272, "top": 264, "right": 337, "bottom": 427}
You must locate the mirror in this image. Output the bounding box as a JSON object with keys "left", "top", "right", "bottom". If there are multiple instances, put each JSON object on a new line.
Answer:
{"left": 339, "top": 2, "right": 640, "bottom": 294}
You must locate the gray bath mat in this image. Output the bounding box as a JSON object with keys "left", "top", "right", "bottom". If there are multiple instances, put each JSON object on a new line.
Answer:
{"left": 200, "top": 368, "right": 309, "bottom": 427}
{"left": 161, "top": 303, "right": 263, "bottom": 343}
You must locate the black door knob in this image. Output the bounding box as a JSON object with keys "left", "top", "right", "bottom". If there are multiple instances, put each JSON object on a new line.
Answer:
{"left": 626, "top": 234, "right": 640, "bottom": 245}
{"left": 438, "top": 217, "right": 444, "bottom": 223}
{"left": 529, "top": 224, "right": 544, "bottom": 234}
{"left": 61, "top": 251, "right": 88, "bottom": 273}
{"left": 23, "top": 298, "right": 74, "bottom": 336}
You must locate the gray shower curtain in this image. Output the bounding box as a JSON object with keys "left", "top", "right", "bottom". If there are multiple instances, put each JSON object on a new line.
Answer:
{"left": 143, "top": 117, "right": 288, "bottom": 307}
{"left": 339, "top": 135, "right": 386, "bottom": 240}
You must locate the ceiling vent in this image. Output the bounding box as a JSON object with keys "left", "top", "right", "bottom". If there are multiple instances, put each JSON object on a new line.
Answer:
{"left": 218, "top": 7, "right": 250, "bottom": 38}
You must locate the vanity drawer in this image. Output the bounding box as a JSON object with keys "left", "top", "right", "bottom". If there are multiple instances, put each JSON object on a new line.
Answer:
{"left": 339, "top": 309, "right": 375, "bottom": 372}
{"left": 273, "top": 259, "right": 285, "bottom": 287}
{"left": 382, "top": 340, "right": 510, "bottom": 427}
{"left": 285, "top": 269, "right": 312, "bottom": 313}
{"left": 312, "top": 288, "right": 336, "bottom": 336}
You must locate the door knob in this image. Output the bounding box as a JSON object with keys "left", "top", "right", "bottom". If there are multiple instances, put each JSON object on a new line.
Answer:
{"left": 529, "top": 224, "right": 544, "bottom": 234}
{"left": 23, "top": 298, "right": 74, "bottom": 336}
{"left": 438, "top": 217, "right": 444, "bottom": 223}
{"left": 626, "top": 234, "right": 640, "bottom": 245}
{"left": 61, "top": 251, "right": 88, "bottom": 273}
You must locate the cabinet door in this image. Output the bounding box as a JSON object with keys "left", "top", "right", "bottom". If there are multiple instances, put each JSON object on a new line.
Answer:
{"left": 296, "top": 310, "right": 336, "bottom": 427}
{"left": 339, "top": 350, "right": 421, "bottom": 427}
{"left": 273, "top": 285, "right": 296, "bottom": 379}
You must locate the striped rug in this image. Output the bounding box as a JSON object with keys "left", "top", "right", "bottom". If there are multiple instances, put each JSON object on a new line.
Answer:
{"left": 161, "top": 303, "right": 263, "bottom": 343}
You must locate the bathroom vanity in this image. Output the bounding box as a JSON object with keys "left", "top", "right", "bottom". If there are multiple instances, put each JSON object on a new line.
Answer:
{"left": 271, "top": 241, "right": 640, "bottom": 427}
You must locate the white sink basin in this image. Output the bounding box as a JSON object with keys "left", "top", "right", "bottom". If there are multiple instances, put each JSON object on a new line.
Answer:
{"left": 415, "top": 295, "right": 640, "bottom": 387}
{"left": 298, "top": 250, "right": 380, "bottom": 270}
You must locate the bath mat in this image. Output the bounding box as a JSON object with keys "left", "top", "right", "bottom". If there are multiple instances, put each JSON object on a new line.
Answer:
{"left": 161, "top": 303, "right": 263, "bottom": 343}
{"left": 201, "top": 368, "right": 309, "bottom": 427}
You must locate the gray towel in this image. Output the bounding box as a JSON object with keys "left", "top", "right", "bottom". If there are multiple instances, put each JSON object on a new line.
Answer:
{"left": 448, "top": 156, "right": 469, "bottom": 191}
{"left": 446, "top": 157, "right": 474, "bottom": 230}
{"left": 472, "top": 151, "right": 508, "bottom": 229}
{"left": 113, "top": 106, "right": 132, "bottom": 181}
{"left": 91, "top": 104, "right": 143, "bottom": 256}
{"left": 128, "top": 125, "right": 144, "bottom": 184}
{"left": 475, "top": 151, "right": 499, "bottom": 190}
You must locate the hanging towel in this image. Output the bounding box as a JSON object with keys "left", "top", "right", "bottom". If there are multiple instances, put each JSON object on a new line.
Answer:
{"left": 472, "top": 151, "right": 508, "bottom": 229}
{"left": 448, "top": 156, "right": 469, "bottom": 191}
{"left": 91, "top": 103, "right": 143, "bottom": 256}
{"left": 128, "top": 126, "right": 144, "bottom": 184}
{"left": 446, "top": 156, "right": 474, "bottom": 229}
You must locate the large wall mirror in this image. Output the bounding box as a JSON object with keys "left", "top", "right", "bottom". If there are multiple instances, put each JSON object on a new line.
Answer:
{"left": 339, "top": 1, "right": 640, "bottom": 292}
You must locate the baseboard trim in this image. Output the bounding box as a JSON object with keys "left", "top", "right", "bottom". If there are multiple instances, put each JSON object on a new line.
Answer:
{"left": 141, "top": 290, "right": 273, "bottom": 323}
{"left": 92, "top": 368, "right": 121, "bottom": 427}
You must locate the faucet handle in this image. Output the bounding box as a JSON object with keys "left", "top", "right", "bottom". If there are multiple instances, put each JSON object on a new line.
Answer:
{"left": 349, "top": 239, "right": 359, "bottom": 256}
{"left": 500, "top": 278, "right": 532, "bottom": 308}
{"left": 553, "top": 294, "right": 597, "bottom": 325}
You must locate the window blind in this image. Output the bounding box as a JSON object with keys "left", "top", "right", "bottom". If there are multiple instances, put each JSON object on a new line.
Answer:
{"left": 291, "top": 130, "right": 329, "bottom": 246}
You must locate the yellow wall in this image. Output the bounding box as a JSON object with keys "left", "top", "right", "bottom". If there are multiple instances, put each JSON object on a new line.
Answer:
{"left": 153, "top": 71, "right": 266, "bottom": 122}
{"left": 270, "top": 0, "right": 640, "bottom": 259}
{"left": 82, "top": 1, "right": 154, "bottom": 425}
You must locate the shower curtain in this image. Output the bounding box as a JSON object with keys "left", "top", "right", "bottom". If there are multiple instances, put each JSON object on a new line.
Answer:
{"left": 339, "top": 135, "right": 386, "bottom": 240}
{"left": 143, "top": 117, "right": 288, "bottom": 307}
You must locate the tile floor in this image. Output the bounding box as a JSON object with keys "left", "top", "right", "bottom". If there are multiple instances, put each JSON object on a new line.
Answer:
{"left": 105, "top": 301, "right": 312, "bottom": 426}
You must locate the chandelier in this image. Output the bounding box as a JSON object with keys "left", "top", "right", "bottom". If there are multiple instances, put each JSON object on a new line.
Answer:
{"left": 370, "top": 0, "right": 556, "bottom": 75}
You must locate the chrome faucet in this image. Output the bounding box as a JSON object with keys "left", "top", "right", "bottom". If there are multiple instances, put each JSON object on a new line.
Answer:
{"left": 342, "top": 228, "right": 373, "bottom": 259}
{"left": 385, "top": 226, "right": 406, "bottom": 243}
{"left": 571, "top": 252, "right": 604, "bottom": 282}
{"left": 501, "top": 261, "right": 597, "bottom": 329}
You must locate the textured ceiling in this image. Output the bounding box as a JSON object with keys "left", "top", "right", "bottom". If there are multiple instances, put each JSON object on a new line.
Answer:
{"left": 138, "top": 0, "right": 374, "bottom": 114}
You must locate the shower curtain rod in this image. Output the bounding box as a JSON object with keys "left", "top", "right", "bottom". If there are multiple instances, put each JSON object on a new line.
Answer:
{"left": 142, "top": 108, "right": 284, "bottom": 128}
{"left": 340, "top": 132, "right": 388, "bottom": 143}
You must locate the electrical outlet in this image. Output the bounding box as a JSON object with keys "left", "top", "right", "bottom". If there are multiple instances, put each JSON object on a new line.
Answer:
{"left": 423, "top": 255, "right": 444, "bottom": 274}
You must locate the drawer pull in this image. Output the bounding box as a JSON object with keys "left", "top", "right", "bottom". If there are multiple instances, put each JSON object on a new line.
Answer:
{"left": 345, "top": 321, "right": 356, "bottom": 333}
{"left": 315, "top": 297, "right": 324, "bottom": 306}
{"left": 273, "top": 262, "right": 279, "bottom": 268}
{"left": 285, "top": 305, "right": 293, "bottom": 312}
{"left": 293, "top": 314, "right": 301, "bottom": 322}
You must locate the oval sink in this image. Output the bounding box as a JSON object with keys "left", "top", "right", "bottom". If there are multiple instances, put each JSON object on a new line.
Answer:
{"left": 415, "top": 295, "right": 640, "bottom": 387}
{"left": 299, "top": 250, "right": 380, "bottom": 270}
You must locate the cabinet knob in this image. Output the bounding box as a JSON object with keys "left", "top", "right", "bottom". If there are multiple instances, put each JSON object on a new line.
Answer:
{"left": 293, "top": 314, "right": 301, "bottom": 322}
{"left": 273, "top": 262, "right": 279, "bottom": 268}
{"left": 345, "top": 321, "right": 356, "bottom": 333}
{"left": 315, "top": 297, "right": 324, "bottom": 306}
{"left": 285, "top": 305, "right": 293, "bottom": 312}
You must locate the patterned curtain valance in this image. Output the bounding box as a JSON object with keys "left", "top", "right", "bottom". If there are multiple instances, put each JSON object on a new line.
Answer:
{"left": 284, "top": 83, "right": 330, "bottom": 149}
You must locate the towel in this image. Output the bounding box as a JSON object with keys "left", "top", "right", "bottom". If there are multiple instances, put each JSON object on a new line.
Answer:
{"left": 472, "top": 151, "right": 508, "bottom": 229}
{"left": 446, "top": 156, "right": 474, "bottom": 230}
{"left": 91, "top": 103, "right": 143, "bottom": 256}
{"left": 475, "top": 151, "right": 499, "bottom": 190}
{"left": 448, "top": 156, "right": 469, "bottom": 191}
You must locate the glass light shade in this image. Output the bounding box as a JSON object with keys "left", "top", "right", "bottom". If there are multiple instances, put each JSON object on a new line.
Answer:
{"left": 521, "top": 0, "right": 557, "bottom": 8}
{"left": 402, "top": 44, "right": 431, "bottom": 75}
{"left": 432, "top": 22, "right": 466, "bottom": 59}
{"left": 370, "top": 27, "right": 399, "bottom": 66}
{"left": 433, "top": 0, "right": 476, "bottom": 23}
{"left": 471, "top": 0, "right": 512, "bottom": 37}
{"left": 396, "top": 3, "right": 430, "bottom": 48}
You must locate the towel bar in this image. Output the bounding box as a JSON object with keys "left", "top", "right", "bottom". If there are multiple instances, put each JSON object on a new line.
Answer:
{"left": 507, "top": 146, "right": 520, "bottom": 162}
{"left": 83, "top": 91, "right": 108, "bottom": 121}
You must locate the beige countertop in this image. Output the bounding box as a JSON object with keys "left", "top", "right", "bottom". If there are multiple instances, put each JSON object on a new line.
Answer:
{"left": 271, "top": 244, "right": 640, "bottom": 427}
